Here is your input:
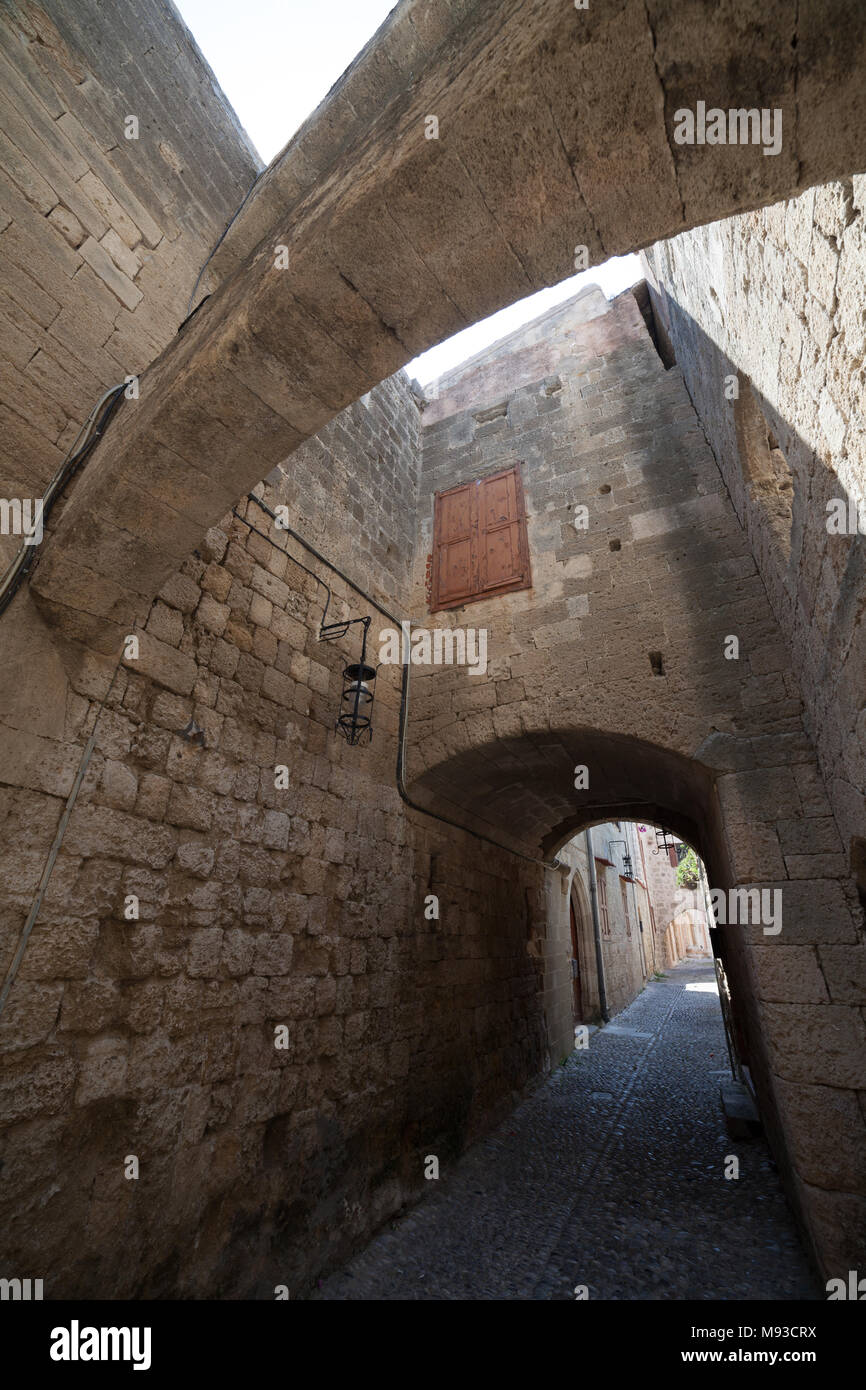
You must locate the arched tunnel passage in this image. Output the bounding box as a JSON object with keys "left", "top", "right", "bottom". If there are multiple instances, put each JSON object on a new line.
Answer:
{"left": 318, "top": 807, "right": 820, "bottom": 1300}
{"left": 403, "top": 725, "right": 844, "bottom": 1285}
{"left": 407, "top": 726, "right": 728, "bottom": 881}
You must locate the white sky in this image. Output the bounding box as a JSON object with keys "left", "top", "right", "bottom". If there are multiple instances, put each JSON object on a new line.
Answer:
{"left": 410, "top": 258, "right": 641, "bottom": 386}
{"left": 173, "top": 0, "right": 641, "bottom": 384}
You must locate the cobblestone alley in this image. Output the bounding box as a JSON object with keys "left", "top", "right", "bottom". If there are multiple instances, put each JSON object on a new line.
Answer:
{"left": 317, "top": 962, "right": 820, "bottom": 1301}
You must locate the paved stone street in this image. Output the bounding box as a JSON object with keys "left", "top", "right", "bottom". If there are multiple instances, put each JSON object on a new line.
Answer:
{"left": 317, "top": 962, "right": 820, "bottom": 1300}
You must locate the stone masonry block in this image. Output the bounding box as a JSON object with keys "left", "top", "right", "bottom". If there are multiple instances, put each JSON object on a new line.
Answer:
{"left": 718, "top": 769, "right": 802, "bottom": 823}
{"left": 762, "top": 1002, "right": 866, "bottom": 1088}
{"left": 817, "top": 945, "right": 866, "bottom": 1005}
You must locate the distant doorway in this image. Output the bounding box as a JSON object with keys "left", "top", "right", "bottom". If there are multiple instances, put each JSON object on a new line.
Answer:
{"left": 569, "top": 895, "right": 584, "bottom": 1023}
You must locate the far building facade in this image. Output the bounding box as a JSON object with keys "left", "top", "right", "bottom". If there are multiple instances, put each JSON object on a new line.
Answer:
{"left": 559, "top": 822, "right": 712, "bottom": 1025}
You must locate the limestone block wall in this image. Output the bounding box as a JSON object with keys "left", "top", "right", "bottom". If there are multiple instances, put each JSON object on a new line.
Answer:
{"left": 639, "top": 832, "right": 681, "bottom": 930}
{"left": 405, "top": 285, "right": 866, "bottom": 1276}
{"left": 2, "top": 0, "right": 866, "bottom": 1306}
{"left": 0, "top": 0, "right": 261, "bottom": 556}
{"left": 641, "top": 178, "right": 866, "bottom": 879}
{"left": 591, "top": 865, "right": 645, "bottom": 1018}
{"left": 266, "top": 373, "right": 423, "bottom": 613}
{"left": 663, "top": 913, "right": 703, "bottom": 969}
{"left": 640, "top": 830, "right": 711, "bottom": 967}
{"left": 0, "top": 0, "right": 577, "bottom": 1287}
{"left": 560, "top": 825, "right": 656, "bottom": 1018}
{"left": 586, "top": 822, "right": 648, "bottom": 1018}
{"left": 555, "top": 836, "right": 602, "bottom": 1023}
{"left": 0, "top": 361, "right": 575, "bottom": 1297}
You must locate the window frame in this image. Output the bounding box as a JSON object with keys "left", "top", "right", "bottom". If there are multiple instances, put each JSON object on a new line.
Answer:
{"left": 595, "top": 861, "right": 611, "bottom": 936}
{"left": 430, "top": 462, "right": 531, "bottom": 613}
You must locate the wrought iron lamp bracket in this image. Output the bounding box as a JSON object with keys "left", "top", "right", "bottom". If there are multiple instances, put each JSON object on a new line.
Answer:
{"left": 318, "top": 615, "right": 377, "bottom": 746}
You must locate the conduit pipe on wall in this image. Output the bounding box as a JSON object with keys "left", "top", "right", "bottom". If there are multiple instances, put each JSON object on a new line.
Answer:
{"left": 584, "top": 826, "right": 610, "bottom": 1022}
{"left": 245, "top": 494, "right": 562, "bottom": 871}
{"left": 395, "top": 659, "right": 561, "bottom": 870}
{"left": 0, "top": 383, "right": 125, "bottom": 618}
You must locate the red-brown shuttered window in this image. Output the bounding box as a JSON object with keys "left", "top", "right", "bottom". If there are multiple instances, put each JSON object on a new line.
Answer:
{"left": 430, "top": 463, "right": 531, "bottom": 611}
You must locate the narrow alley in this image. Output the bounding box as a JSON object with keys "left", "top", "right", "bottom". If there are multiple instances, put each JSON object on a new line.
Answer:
{"left": 317, "top": 962, "right": 819, "bottom": 1301}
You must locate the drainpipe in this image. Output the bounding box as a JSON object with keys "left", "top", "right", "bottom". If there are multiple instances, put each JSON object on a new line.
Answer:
{"left": 626, "top": 822, "right": 648, "bottom": 979}
{"left": 631, "top": 876, "right": 648, "bottom": 980}
{"left": 584, "top": 827, "right": 609, "bottom": 1023}
{"left": 636, "top": 824, "right": 656, "bottom": 975}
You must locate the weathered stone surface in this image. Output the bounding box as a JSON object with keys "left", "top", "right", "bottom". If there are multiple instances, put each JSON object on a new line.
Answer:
{"left": 0, "top": 0, "right": 864, "bottom": 1309}
{"left": 127, "top": 632, "right": 198, "bottom": 696}
{"left": 762, "top": 1003, "right": 866, "bottom": 1088}
{"left": 793, "top": 1182, "right": 866, "bottom": 1287}
{"left": 0, "top": 981, "right": 63, "bottom": 1048}
{"left": 74, "top": 1036, "right": 129, "bottom": 1105}
{"left": 750, "top": 945, "right": 830, "bottom": 1004}
{"left": 63, "top": 806, "right": 176, "bottom": 868}
{"left": 0, "top": 0, "right": 260, "bottom": 527}
{"left": 775, "top": 1078, "right": 866, "bottom": 1193}
{"left": 29, "top": 2, "right": 866, "bottom": 637}
{"left": 818, "top": 945, "right": 866, "bottom": 1005}
{"left": 644, "top": 181, "right": 866, "bottom": 865}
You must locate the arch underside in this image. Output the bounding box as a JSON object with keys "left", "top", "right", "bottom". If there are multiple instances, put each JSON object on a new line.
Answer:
{"left": 27, "top": 1, "right": 866, "bottom": 641}
{"left": 407, "top": 727, "right": 721, "bottom": 874}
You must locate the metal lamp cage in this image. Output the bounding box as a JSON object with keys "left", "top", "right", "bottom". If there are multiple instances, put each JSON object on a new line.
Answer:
{"left": 319, "top": 613, "right": 377, "bottom": 746}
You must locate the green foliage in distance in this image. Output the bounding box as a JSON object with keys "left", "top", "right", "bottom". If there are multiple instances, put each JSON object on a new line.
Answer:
{"left": 676, "top": 846, "right": 700, "bottom": 889}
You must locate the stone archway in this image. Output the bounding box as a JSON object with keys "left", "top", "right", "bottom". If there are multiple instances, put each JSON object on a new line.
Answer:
{"left": 21, "top": 0, "right": 866, "bottom": 642}
{"left": 1, "top": 0, "right": 865, "bottom": 1302}
{"left": 405, "top": 722, "right": 863, "bottom": 1278}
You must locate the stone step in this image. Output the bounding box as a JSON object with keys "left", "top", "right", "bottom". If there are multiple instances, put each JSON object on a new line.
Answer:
{"left": 720, "top": 1079, "right": 763, "bottom": 1140}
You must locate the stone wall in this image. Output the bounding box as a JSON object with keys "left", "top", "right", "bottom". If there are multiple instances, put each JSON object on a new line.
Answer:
{"left": 0, "top": 0, "right": 261, "bottom": 566}
{"left": 560, "top": 824, "right": 650, "bottom": 1019}
{"left": 265, "top": 373, "right": 423, "bottom": 613}
{"left": 0, "top": 367, "right": 573, "bottom": 1296}
{"left": 641, "top": 178, "right": 866, "bottom": 885}
{"left": 640, "top": 830, "right": 712, "bottom": 968}
{"left": 404, "top": 284, "right": 866, "bottom": 1276}
{"left": 0, "top": 0, "right": 578, "bottom": 1300}
{"left": 2, "top": 0, "right": 866, "bottom": 1305}
{"left": 29, "top": 0, "right": 866, "bottom": 653}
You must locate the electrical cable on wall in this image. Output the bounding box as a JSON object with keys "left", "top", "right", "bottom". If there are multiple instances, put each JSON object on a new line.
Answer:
{"left": 184, "top": 173, "right": 262, "bottom": 323}
{"left": 0, "top": 383, "right": 126, "bottom": 618}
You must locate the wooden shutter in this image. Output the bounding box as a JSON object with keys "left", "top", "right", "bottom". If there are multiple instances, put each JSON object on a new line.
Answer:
{"left": 431, "top": 464, "right": 530, "bottom": 611}
{"left": 477, "top": 466, "right": 528, "bottom": 595}
{"left": 620, "top": 879, "right": 632, "bottom": 937}
{"left": 433, "top": 481, "right": 475, "bottom": 607}
{"left": 595, "top": 863, "right": 610, "bottom": 936}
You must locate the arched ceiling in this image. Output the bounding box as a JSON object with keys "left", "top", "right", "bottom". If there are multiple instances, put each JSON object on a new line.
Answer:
{"left": 29, "top": 0, "right": 866, "bottom": 648}
{"left": 406, "top": 725, "right": 723, "bottom": 873}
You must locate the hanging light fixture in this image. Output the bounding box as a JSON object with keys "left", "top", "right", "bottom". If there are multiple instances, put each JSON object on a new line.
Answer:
{"left": 609, "top": 838, "right": 634, "bottom": 878}
{"left": 319, "top": 613, "right": 377, "bottom": 746}
{"left": 653, "top": 827, "right": 677, "bottom": 857}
